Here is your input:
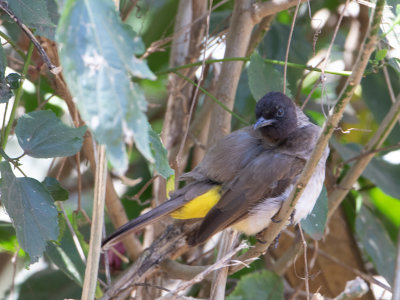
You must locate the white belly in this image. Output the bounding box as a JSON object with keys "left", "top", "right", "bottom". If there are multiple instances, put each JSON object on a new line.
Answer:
{"left": 231, "top": 160, "right": 326, "bottom": 235}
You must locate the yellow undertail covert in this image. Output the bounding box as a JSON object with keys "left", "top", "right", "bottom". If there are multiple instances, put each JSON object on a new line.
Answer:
{"left": 170, "top": 186, "right": 221, "bottom": 219}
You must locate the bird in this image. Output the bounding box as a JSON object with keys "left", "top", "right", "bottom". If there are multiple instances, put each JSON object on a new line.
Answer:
{"left": 102, "top": 91, "right": 329, "bottom": 249}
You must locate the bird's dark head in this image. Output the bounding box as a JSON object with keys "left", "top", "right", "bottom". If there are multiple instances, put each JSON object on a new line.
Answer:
{"left": 254, "top": 92, "right": 297, "bottom": 142}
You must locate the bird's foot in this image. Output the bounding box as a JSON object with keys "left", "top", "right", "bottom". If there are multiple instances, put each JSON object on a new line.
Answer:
{"left": 256, "top": 232, "right": 267, "bottom": 244}
{"left": 271, "top": 215, "right": 282, "bottom": 223}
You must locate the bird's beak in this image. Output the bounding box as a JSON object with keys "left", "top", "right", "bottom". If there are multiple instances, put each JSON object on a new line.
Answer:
{"left": 253, "top": 117, "right": 275, "bottom": 130}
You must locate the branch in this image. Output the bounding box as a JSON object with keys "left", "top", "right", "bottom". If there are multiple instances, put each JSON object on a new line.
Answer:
{"left": 251, "top": 0, "right": 309, "bottom": 25}
{"left": 207, "top": 0, "right": 254, "bottom": 145}
{"left": 229, "top": 0, "right": 385, "bottom": 274}
{"left": 157, "top": 242, "right": 247, "bottom": 300}
{"left": 81, "top": 145, "right": 107, "bottom": 300}
{"left": 100, "top": 224, "right": 193, "bottom": 300}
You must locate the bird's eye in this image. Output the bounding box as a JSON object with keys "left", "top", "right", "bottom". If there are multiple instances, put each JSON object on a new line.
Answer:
{"left": 276, "top": 107, "right": 284, "bottom": 117}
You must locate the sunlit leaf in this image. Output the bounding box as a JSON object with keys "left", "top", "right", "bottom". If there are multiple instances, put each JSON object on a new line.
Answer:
{"left": 0, "top": 162, "right": 59, "bottom": 263}
{"left": 15, "top": 110, "right": 86, "bottom": 158}
{"left": 57, "top": 0, "right": 156, "bottom": 174}
{"left": 369, "top": 187, "right": 400, "bottom": 227}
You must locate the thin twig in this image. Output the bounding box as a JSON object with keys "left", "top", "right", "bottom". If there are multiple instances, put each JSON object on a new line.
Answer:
{"left": 339, "top": 142, "right": 400, "bottom": 168}
{"left": 9, "top": 246, "right": 19, "bottom": 300}
{"left": 176, "top": 0, "right": 213, "bottom": 168}
{"left": 283, "top": 0, "right": 301, "bottom": 95}
{"left": 157, "top": 57, "right": 352, "bottom": 77}
{"left": 0, "top": 1, "right": 60, "bottom": 74}
{"left": 298, "top": 224, "right": 310, "bottom": 300}
{"left": 392, "top": 227, "right": 400, "bottom": 300}
{"left": 59, "top": 202, "right": 87, "bottom": 264}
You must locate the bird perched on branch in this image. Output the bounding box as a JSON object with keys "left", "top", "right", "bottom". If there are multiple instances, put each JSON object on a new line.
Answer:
{"left": 102, "top": 91, "right": 329, "bottom": 249}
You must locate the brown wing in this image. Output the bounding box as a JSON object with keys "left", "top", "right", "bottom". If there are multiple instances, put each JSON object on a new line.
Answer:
{"left": 181, "top": 127, "right": 269, "bottom": 183}
{"left": 191, "top": 151, "right": 305, "bottom": 245}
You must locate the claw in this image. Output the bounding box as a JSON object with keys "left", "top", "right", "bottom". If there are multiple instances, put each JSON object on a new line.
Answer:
{"left": 271, "top": 216, "right": 282, "bottom": 223}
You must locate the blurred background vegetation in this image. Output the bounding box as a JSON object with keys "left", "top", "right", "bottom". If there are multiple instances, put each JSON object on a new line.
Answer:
{"left": 0, "top": 0, "right": 399, "bottom": 299}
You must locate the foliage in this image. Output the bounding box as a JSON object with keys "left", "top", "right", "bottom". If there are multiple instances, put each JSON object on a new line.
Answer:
{"left": 0, "top": 0, "right": 398, "bottom": 299}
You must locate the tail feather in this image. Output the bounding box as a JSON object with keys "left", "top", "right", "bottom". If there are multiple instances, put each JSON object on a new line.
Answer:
{"left": 101, "top": 197, "right": 185, "bottom": 250}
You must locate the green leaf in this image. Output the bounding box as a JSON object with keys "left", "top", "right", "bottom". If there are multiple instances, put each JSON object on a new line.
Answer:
{"left": 375, "top": 49, "right": 388, "bottom": 61}
{"left": 42, "top": 177, "right": 69, "bottom": 201}
{"left": 16, "top": 269, "right": 81, "bottom": 299}
{"left": 149, "top": 129, "right": 174, "bottom": 179}
{"left": 6, "top": 0, "right": 57, "bottom": 40}
{"left": 356, "top": 205, "right": 396, "bottom": 284}
{"left": 15, "top": 110, "right": 86, "bottom": 158}
{"left": 247, "top": 52, "right": 292, "bottom": 101}
{"left": 0, "top": 43, "right": 13, "bottom": 103}
{"left": 45, "top": 227, "right": 85, "bottom": 286}
{"left": 301, "top": 186, "right": 328, "bottom": 240}
{"left": 332, "top": 141, "right": 400, "bottom": 199}
{"left": 226, "top": 270, "right": 283, "bottom": 300}
{"left": 0, "top": 162, "right": 59, "bottom": 263}
{"left": 369, "top": 187, "right": 400, "bottom": 227}
{"left": 57, "top": 0, "right": 156, "bottom": 174}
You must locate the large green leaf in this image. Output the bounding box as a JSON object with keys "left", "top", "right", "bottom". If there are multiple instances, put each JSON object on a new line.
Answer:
{"left": 149, "top": 129, "right": 174, "bottom": 179}
{"left": 301, "top": 186, "right": 328, "bottom": 240}
{"left": 57, "top": 0, "right": 156, "bottom": 174}
{"left": 332, "top": 141, "right": 400, "bottom": 199}
{"left": 15, "top": 110, "right": 86, "bottom": 158}
{"left": 356, "top": 205, "right": 396, "bottom": 284}
{"left": 226, "top": 270, "right": 283, "bottom": 300}
{"left": 247, "top": 52, "right": 292, "bottom": 101}
{"left": 0, "top": 162, "right": 59, "bottom": 263}
{"left": 6, "top": 0, "right": 57, "bottom": 40}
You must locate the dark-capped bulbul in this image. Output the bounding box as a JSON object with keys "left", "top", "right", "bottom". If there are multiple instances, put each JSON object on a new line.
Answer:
{"left": 102, "top": 91, "right": 329, "bottom": 249}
